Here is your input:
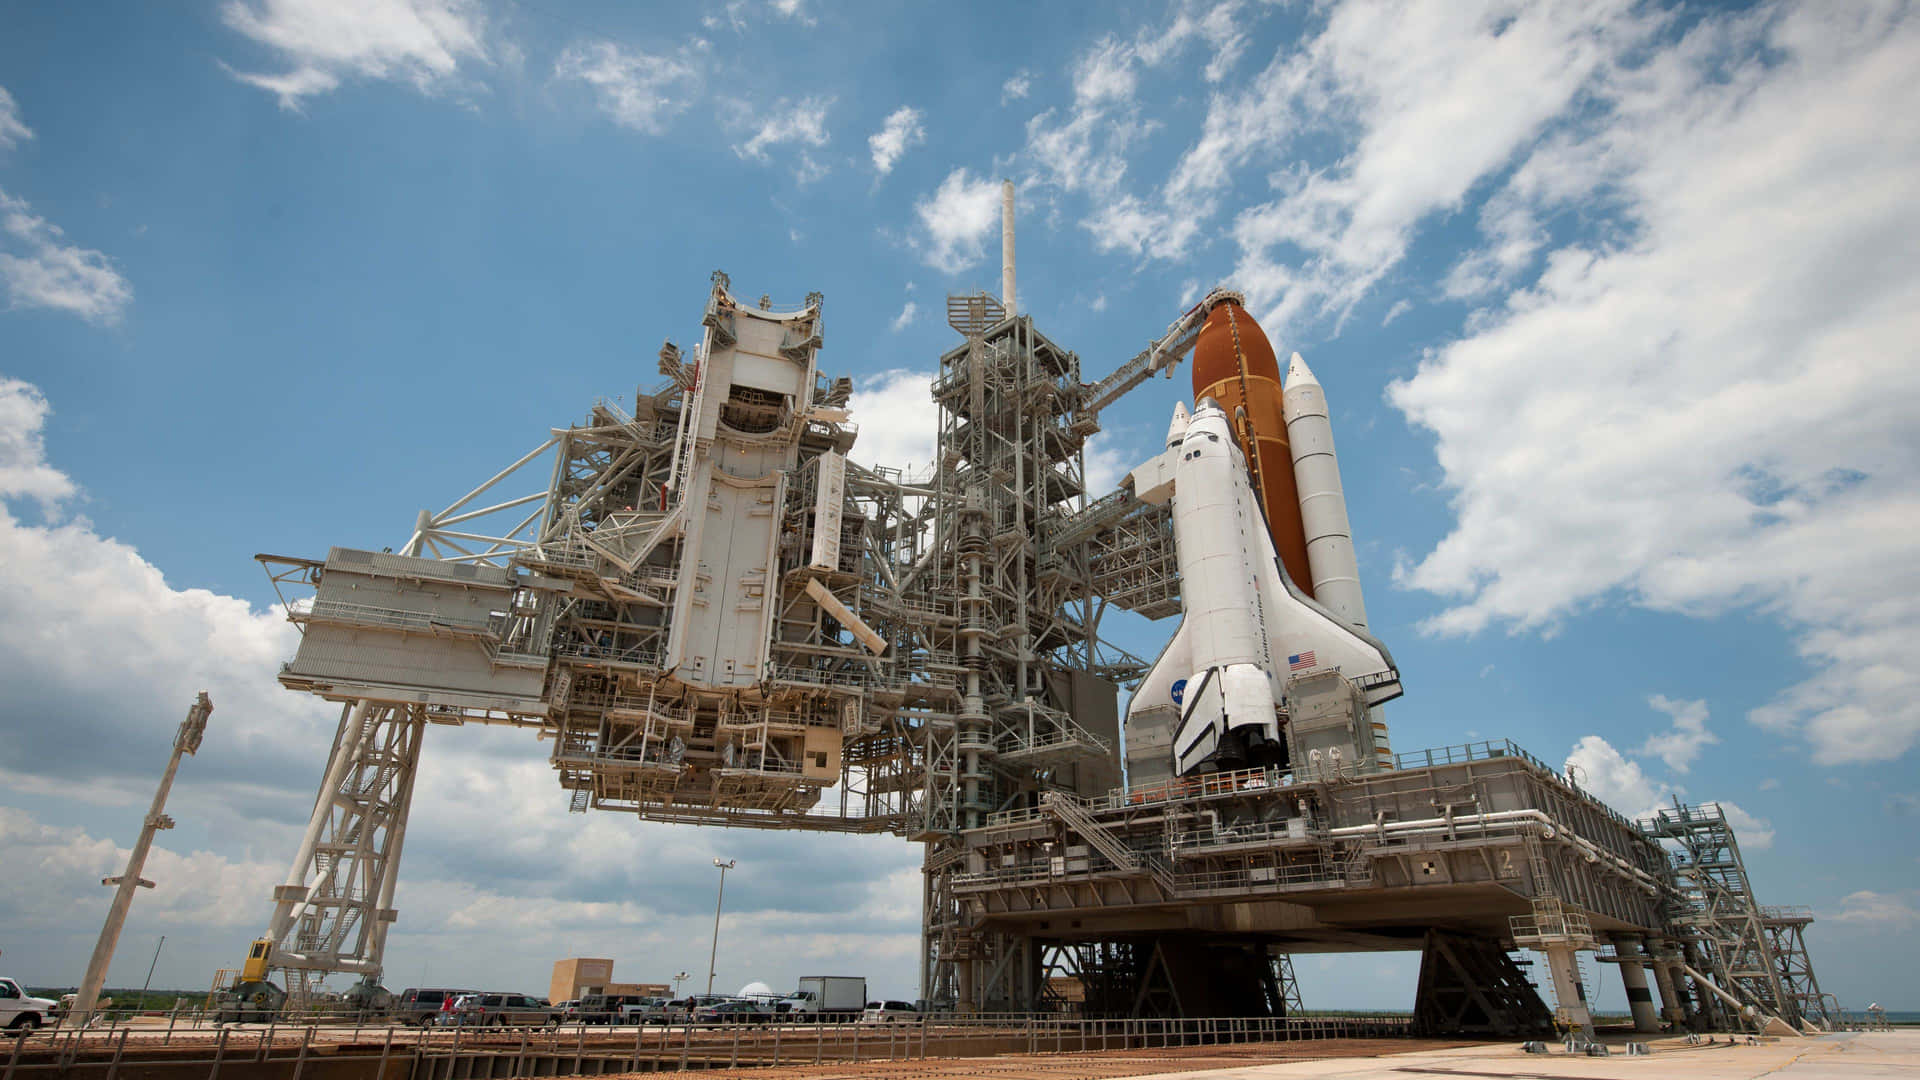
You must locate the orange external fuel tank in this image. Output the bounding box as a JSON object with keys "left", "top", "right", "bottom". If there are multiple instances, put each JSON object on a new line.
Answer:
{"left": 1190, "top": 298, "right": 1315, "bottom": 597}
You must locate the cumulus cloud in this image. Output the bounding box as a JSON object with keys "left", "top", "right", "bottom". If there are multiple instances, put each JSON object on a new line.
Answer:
{"left": 1639, "top": 695, "right": 1719, "bottom": 774}
{"left": 0, "top": 807, "right": 284, "bottom": 932}
{"left": 0, "top": 379, "right": 75, "bottom": 508}
{"left": 0, "top": 378, "right": 335, "bottom": 815}
{"left": 1567, "top": 734, "right": 1663, "bottom": 818}
{"left": 1001, "top": 72, "right": 1031, "bottom": 104}
{"left": 554, "top": 40, "right": 705, "bottom": 135}
{"left": 913, "top": 168, "right": 1001, "bottom": 274}
{"left": 0, "top": 86, "right": 32, "bottom": 149}
{"left": 1082, "top": 432, "right": 1129, "bottom": 496}
{"left": 845, "top": 369, "right": 938, "bottom": 476}
{"left": 0, "top": 189, "right": 133, "bottom": 324}
{"left": 1566, "top": 723, "right": 1772, "bottom": 849}
{"left": 1391, "top": 4, "right": 1920, "bottom": 767}
{"left": 219, "top": 0, "right": 489, "bottom": 108}
{"left": 867, "top": 106, "right": 924, "bottom": 176}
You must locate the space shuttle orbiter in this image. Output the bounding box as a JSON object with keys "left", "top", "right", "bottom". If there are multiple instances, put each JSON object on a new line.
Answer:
{"left": 1123, "top": 297, "right": 1401, "bottom": 785}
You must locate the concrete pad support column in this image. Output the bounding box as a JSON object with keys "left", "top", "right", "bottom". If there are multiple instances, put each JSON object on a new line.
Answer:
{"left": 1612, "top": 935, "right": 1661, "bottom": 1033}
{"left": 1648, "top": 939, "right": 1688, "bottom": 1026}
{"left": 1541, "top": 944, "right": 1596, "bottom": 1042}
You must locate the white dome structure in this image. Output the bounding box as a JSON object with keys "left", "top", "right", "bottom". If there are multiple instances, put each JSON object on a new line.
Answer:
{"left": 737, "top": 981, "right": 775, "bottom": 998}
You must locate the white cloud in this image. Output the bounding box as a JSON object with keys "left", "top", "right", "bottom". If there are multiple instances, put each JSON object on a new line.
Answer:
{"left": 867, "top": 106, "right": 925, "bottom": 176}
{"left": 0, "top": 379, "right": 75, "bottom": 508}
{"left": 0, "top": 188, "right": 133, "bottom": 324}
{"left": 1023, "top": 1, "right": 1259, "bottom": 262}
{"left": 554, "top": 40, "right": 705, "bottom": 135}
{"left": 1639, "top": 694, "right": 1719, "bottom": 774}
{"left": 0, "top": 807, "right": 284, "bottom": 932}
{"left": 701, "top": 1, "right": 750, "bottom": 32}
{"left": 219, "top": 0, "right": 488, "bottom": 108}
{"left": 1441, "top": 201, "right": 1545, "bottom": 299}
{"left": 702, "top": 0, "right": 814, "bottom": 32}
{"left": 1001, "top": 72, "right": 1031, "bottom": 104}
{"left": 1090, "top": 293, "right": 1108, "bottom": 312}
{"left": 1083, "top": 432, "right": 1128, "bottom": 496}
{"left": 1381, "top": 298, "right": 1412, "bottom": 325}
{"left": 913, "top": 168, "right": 1001, "bottom": 274}
{"left": 889, "top": 300, "right": 916, "bottom": 331}
{"left": 733, "top": 97, "right": 833, "bottom": 181}
{"left": 1566, "top": 730, "right": 1773, "bottom": 849}
{"left": 1828, "top": 890, "right": 1920, "bottom": 930}
{"left": 0, "top": 379, "right": 332, "bottom": 776}
{"left": 1567, "top": 734, "right": 1663, "bottom": 818}
{"left": 845, "top": 370, "right": 938, "bottom": 476}
{"left": 1709, "top": 800, "right": 1773, "bottom": 851}
{"left": 1759, "top": 777, "right": 1780, "bottom": 791}
{"left": 1391, "top": 4, "right": 1920, "bottom": 767}
{"left": 1074, "top": 35, "right": 1140, "bottom": 107}
{"left": 769, "top": 0, "right": 814, "bottom": 25}
{"left": 1225, "top": 1, "right": 1655, "bottom": 333}
{"left": 0, "top": 86, "right": 32, "bottom": 149}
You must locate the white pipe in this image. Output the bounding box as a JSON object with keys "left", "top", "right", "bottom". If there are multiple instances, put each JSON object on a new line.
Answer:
{"left": 1001, "top": 180, "right": 1016, "bottom": 315}
{"left": 1326, "top": 809, "right": 1552, "bottom": 837}
{"left": 1325, "top": 809, "right": 1662, "bottom": 895}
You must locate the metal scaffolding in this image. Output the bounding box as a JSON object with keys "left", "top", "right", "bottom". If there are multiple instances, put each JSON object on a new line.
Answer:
{"left": 1640, "top": 799, "right": 1803, "bottom": 1032}
{"left": 247, "top": 275, "right": 1829, "bottom": 1037}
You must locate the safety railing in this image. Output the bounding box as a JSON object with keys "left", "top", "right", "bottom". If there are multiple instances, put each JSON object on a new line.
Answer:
{"left": 294, "top": 599, "right": 495, "bottom": 637}
{"left": 2, "top": 1008, "right": 1419, "bottom": 1080}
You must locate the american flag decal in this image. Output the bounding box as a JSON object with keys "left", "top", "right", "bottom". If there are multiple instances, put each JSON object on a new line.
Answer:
{"left": 1288, "top": 651, "right": 1316, "bottom": 671}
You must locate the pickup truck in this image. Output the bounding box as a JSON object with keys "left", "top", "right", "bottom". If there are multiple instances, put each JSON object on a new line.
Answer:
{"left": 621, "top": 997, "right": 686, "bottom": 1025}
{"left": 1, "top": 978, "right": 58, "bottom": 1033}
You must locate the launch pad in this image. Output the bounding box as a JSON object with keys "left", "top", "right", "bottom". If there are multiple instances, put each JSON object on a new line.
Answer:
{"left": 247, "top": 256, "right": 1833, "bottom": 1041}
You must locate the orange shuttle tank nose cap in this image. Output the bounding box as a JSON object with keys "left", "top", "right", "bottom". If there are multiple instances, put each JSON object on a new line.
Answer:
{"left": 1190, "top": 297, "right": 1315, "bottom": 597}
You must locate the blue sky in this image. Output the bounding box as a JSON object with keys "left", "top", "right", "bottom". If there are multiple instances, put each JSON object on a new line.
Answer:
{"left": 2, "top": 0, "right": 1917, "bottom": 1013}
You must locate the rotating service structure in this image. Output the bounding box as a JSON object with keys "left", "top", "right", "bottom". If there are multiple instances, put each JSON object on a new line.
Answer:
{"left": 251, "top": 273, "right": 1830, "bottom": 1039}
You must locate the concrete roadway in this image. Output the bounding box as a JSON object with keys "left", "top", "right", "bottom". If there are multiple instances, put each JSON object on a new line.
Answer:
{"left": 1109, "top": 1030, "right": 1918, "bottom": 1080}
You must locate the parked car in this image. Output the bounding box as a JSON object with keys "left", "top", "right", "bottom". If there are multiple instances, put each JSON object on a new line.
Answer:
{"left": 576, "top": 993, "right": 652, "bottom": 1024}
{"left": 692, "top": 1000, "right": 770, "bottom": 1024}
{"left": 555, "top": 999, "right": 582, "bottom": 1022}
{"left": 0, "top": 979, "right": 57, "bottom": 1034}
{"left": 858, "top": 1000, "right": 920, "bottom": 1025}
{"left": 621, "top": 997, "right": 683, "bottom": 1025}
{"left": 393, "top": 988, "right": 475, "bottom": 1027}
{"left": 640, "top": 998, "right": 696, "bottom": 1025}
{"left": 440, "top": 992, "right": 557, "bottom": 1028}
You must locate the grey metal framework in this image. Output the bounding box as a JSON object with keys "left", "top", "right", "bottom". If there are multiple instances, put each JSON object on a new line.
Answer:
{"left": 249, "top": 277, "right": 1827, "bottom": 1039}
{"left": 1760, "top": 907, "right": 1837, "bottom": 1029}
{"left": 254, "top": 278, "right": 1207, "bottom": 991}
{"left": 1638, "top": 800, "right": 1823, "bottom": 1032}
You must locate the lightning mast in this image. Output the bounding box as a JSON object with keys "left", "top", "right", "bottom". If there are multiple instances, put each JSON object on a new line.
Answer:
{"left": 73, "top": 692, "right": 213, "bottom": 1021}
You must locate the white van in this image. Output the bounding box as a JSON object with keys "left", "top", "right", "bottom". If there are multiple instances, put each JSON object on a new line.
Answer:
{"left": 1, "top": 978, "right": 57, "bottom": 1033}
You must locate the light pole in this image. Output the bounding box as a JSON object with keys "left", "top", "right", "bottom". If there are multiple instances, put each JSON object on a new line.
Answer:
{"left": 138, "top": 936, "right": 166, "bottom": 1002}
{"left": 705, "top": 859, "right": 735, "bottom": 997}
{"left": 672, "top": 971, "right": 689, "bottom": 998}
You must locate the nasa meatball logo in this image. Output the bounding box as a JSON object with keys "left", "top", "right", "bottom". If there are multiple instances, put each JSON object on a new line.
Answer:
{"left": 1170, "top": 679, "right": 1187, "bottom": 706}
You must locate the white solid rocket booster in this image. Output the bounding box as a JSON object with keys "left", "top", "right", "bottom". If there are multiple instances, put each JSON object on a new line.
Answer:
{"left": 1282, "top": 351, "right": 1366, "bottom": 631}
